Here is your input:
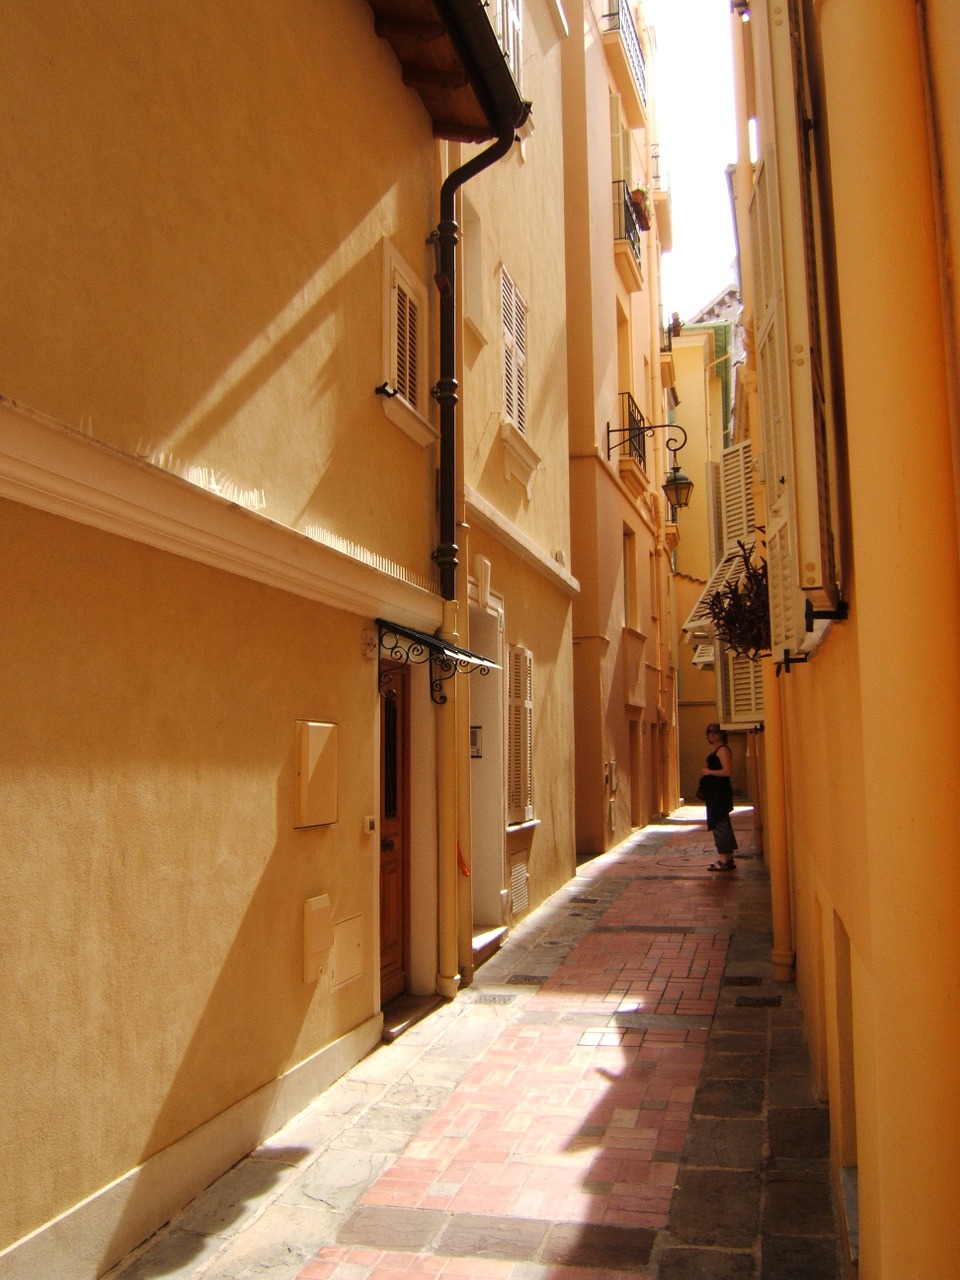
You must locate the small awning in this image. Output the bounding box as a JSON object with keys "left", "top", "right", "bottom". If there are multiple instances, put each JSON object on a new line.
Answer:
{"left": 377, "top": 618, "right": 500, "bottom": 704}
{"left": 681, "top": 548, "right": 747, "bottom": 640}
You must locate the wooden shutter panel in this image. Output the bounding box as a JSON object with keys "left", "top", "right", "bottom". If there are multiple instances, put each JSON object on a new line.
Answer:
{"left": 750, "top": 149, "right": 804, "bottom": 653}
{"left": 767, "top": 521, "right": 799, "bottom": 655}
{"left": 609, "top": 93, "right": 625, "bottom": 182}
{"left": 720, "top": 440, "right": 754, "bottom": 550}
{"left": 775, "top": 0, "right": 837, "bottom": 609}
{"left": 514, "top": 286, "right": 527, "bottom": 434}
{"left": 505, "top": 0, "right": 522, "bottom": 82}
{"left": 394, "top": 278, "right": 419, "bottom": 409}
{"left": 502, "top": 271, "right": 516, "bottom": 426}
{"left": 707, "top": 460, "right": 723, "bottom": 568}
{"left": 507, "top": 645, "right": 534, "bottom": 823}
{"left": 501, "top": 269, "right": 527, "bottom": 434}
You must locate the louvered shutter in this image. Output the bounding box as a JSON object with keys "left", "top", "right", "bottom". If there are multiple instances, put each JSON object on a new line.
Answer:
{"left": 609, "top": 93, "right": 626, "bottom": 183}
{"left": 393, "top": 277, "right": 419, "bottom": 410}
{"left": 504, "top": 0, "right": 522, "bottom": 83}
{"left": 682, "top": 549, "right": 749, "bottom": 638}
{"left": 502, "top": 269, "right": 528, "bottom": 434}
{"left": 749, "top": 148, "right": 804, "bottom": 655}
{"left": 707, "top": 460, "right": 723, "bottom": 568}
{"left": 779, "top": 0, "right": 837, "bottom": 609}
{"left": 748, "top": 0, "right": 839, "bottom": 648}
{"left": 720, "top": 440, "right": 754, "bottom": 549}
{"left": 507, "top": 645, "right": 534, "bottom": 823}
{"left": 718, "top": 643, "right": 764, "bottom": 726}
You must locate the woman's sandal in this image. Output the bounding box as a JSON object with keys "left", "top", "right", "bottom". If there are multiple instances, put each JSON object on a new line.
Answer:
{"left": 708, "top": 859, "right": 736, "bottom": 872}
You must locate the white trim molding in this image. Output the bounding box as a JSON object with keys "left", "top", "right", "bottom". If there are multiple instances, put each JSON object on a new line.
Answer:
{"left": 0, "top": 1016, "right": 383, "bottom": 1280}
{"left": 0, "top": 397, "right": 443, "bottom": 632}
{"left": 465, "top": 484, "right": 579, "bottom": 597}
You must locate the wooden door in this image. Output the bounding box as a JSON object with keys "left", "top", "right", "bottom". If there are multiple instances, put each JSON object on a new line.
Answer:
{"left": 379, "top": 665, "right": 409, "bottom": 1003}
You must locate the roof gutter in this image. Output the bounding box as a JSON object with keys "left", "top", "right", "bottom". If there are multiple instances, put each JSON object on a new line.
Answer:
{"left": 429, "top": 0, "right": 532, "bottom": 600}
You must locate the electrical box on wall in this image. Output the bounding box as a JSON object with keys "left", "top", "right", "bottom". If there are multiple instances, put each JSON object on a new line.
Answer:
{"left": 303, "top": 894, "right": 334, "bottom": 983}
{"left": 295, "top": 721, "right": 338, "bottom": 828}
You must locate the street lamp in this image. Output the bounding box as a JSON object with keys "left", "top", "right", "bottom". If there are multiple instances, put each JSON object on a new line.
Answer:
{"left": 605, "top": 413, "right": 695, "bottom": 510}
{"left": 645, "top": 422, "right": 694, "bottom": 510}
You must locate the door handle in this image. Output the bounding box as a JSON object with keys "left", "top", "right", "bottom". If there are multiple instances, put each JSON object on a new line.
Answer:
{"left": 381, "top": 838, "right": 395, "bottom": 852}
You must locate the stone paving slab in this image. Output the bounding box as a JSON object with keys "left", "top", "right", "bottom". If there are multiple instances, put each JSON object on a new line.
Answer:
{"left": 106, "top": 809, "right": 844, "bottom": 1280}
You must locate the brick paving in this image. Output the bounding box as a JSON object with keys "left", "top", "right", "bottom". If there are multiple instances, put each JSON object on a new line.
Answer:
{"left": 108, "top": 808, "right": 846, "bottom": 1280}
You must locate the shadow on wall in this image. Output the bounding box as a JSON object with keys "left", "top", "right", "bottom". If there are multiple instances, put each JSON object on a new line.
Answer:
{"left": 0, "top": 500, "right": 372, "bottom": 1273}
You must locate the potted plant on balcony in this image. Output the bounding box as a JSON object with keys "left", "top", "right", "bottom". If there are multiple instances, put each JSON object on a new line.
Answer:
{"left": 629, "top": 185, "right": 652, "bottom": 230}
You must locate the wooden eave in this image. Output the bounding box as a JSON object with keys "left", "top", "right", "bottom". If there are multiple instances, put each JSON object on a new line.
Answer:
{"left": 366, "top": 0, "right": 527, "bottom": 142}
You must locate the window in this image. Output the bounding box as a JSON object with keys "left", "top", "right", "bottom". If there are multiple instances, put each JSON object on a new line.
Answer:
{"left": 393, "top": 277, "right": 419, "bottom": 409}
{"left": 718, "top": 643, "right": 764, "bottom": 726}
{"left": 382, "top": 242, "right": 434, "bottom": 447}
{"left": 622, "top": 527, "right": 638, "bottom": 630}
{"left": 507, "top": 644, "right": 534, "bottom": 824}
{"left": 462, "top": 195, "right": 484, "bottom": 339}
{"left": 496, "top": 0, "right": 523, "bottom": 86}
{"left": 501, "top": 267, "right": 527, "bottom": 433}
{"left": 747, "top": 0, "right": 840, "bottom": 656}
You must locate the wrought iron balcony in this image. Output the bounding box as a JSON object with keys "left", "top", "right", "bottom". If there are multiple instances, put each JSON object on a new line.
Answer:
{"left": 613, "top": 180, "right": 643, "bottom": 286}
{"left": 607, "top": 391, "right": 648, "bottom": 470}
{"left": 601, "top": 1, "right": 647, "bottom": 120}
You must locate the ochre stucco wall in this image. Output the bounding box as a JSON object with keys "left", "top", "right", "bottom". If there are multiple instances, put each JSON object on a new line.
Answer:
{"left": 0, "top": 500, "right": 381, "bottom": 1246}
{"left": 0, "top": 0, "right": 438, "bottom": 578}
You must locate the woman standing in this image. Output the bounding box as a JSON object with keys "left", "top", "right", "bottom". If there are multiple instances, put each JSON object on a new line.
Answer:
{"left": 699, "top": 722, "right": 738, "bottom": 871}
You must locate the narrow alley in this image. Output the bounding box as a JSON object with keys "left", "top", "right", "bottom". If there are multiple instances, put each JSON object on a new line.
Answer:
{"left": 107, "top": 810, "right": 844, "bottom": 1280}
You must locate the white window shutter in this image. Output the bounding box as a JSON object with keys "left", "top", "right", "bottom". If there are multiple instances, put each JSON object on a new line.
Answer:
{"left": 514, "top": 287, "right": 527, "bottom": 434}
{"left": 749, "top": 149, "right": 804, "bottom": 654}
{"left": 609, "top": 93, "right": 632, "bottom": 184}
{"left": 729, "top": 646, "right": 764, "bottom": 724}
{"left": 767, "top": 521, "right": 799, "bottom": 656}
{"left": 750, "top": 24, "right": 840, "bottom": 631}
{"left": 750, "top": 153, "right": 792, "bottom": 515}
{"left": 720, "top": 440, "right": 754, "bottom": 550}
{"left": 497, "top": 0, "right": 522, "bottom": 84}
{"left": 507, "top": 645, "right": 534, "bottom": 823}
{"left": 501, "top": 269, "right": 528, "bottom": 434}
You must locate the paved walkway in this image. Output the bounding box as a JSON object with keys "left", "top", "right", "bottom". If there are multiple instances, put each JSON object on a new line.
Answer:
{"left": 107, "top": 808, "right": 845, "bottom": 1280}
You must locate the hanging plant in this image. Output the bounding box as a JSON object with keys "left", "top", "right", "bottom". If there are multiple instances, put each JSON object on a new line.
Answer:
{"left": 707, "top": 538, "right": 771, "bottom": 661}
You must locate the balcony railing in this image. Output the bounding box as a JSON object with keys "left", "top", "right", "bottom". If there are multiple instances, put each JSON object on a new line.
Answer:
{"left": 602, "top": 1, "right": 647, "bottom": 112}
{"left": 613, "top": 180, "right": 643, "bottom": 278}
{"left": 607, "top": 391, "right": 648, "bottom": 469}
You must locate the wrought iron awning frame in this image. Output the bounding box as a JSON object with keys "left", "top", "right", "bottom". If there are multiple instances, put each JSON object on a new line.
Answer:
{"left": 377, "top": 619, "right": 499, "bottom": 705}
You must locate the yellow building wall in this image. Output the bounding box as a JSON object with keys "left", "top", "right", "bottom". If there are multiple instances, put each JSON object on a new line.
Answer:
{"left": 0, "top": 0, "right": 449, "bottom": 1261}
{"left": 564, "top": 0, "right": 680, "bottom": 853}
{"left": 736, "top": 1, "right": 960, "bottom": 1274}
{"left": 0, "top": 499, "right": 382, "bottom": 1250}
{"left": 457, "top": 0, "right": 577, "bottom": 906}
{"left": 671, "top": 331, "right": 735, "bottom": 802}
{"left": 0, "top": 0, "right": 438, "bottom": 578}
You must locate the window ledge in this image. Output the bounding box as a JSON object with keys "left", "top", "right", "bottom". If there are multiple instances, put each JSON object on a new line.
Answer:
{"left": 507, "top": 818, "right": 541, "bottom": 833}
{"left": 500, "top": 420, "right": 541, "bottom": 497}
{"left": 382, "top": 394, "right": 437, "bottom": 448}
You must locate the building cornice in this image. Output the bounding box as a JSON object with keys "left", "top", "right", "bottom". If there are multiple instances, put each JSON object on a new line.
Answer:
{"left": 0, "top": 396, "right": 443, "bottom": 630}
{"left": 464, "top": 484, "right": 579, "bottom": 597}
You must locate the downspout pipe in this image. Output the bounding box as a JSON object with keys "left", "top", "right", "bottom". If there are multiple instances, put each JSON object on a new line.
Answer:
{"left": 427, "top": 0, "right": 530, "bottom": 998}
{"left": 432, "top": 118, "right": 527, "bottom": 599}
{"left": 431, "top": 127, "right": 522, "bottom": 999}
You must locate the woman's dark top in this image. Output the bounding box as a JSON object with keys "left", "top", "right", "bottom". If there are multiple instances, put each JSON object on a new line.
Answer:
{"left": 700, "top": 750, "right": 734, "bottom": 829}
